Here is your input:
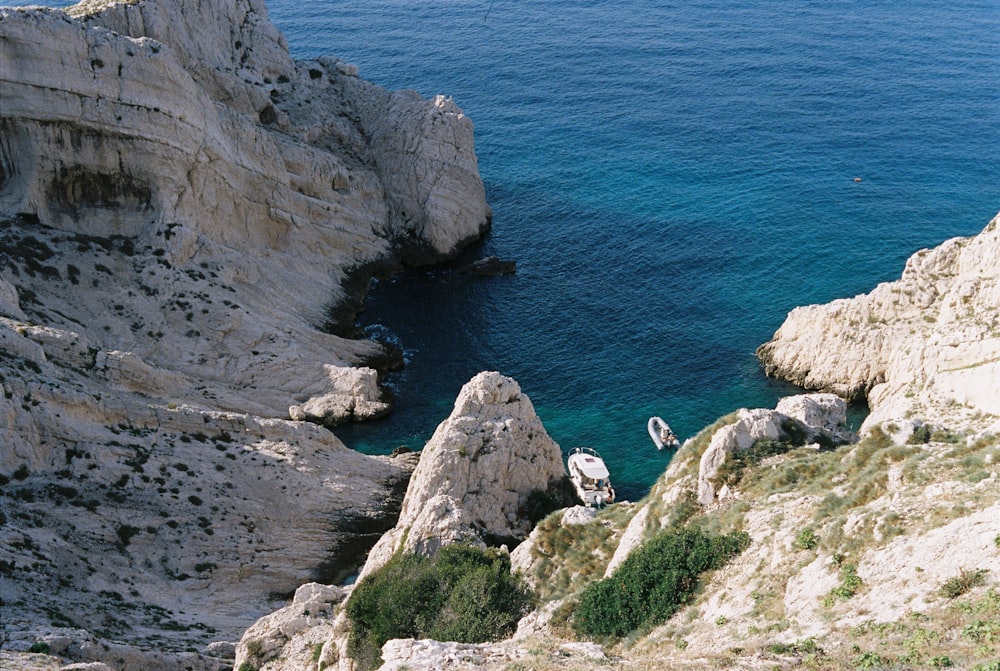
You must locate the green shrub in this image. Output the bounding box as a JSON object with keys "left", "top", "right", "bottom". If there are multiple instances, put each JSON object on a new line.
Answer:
{"left": 28, "top": 641, "right": 51, "bottom": 654}
{"left": 794, "top": 527, "right": 819, "bottom": 551}
{"left": 962, "top": 619, "right": 1000, "bottom": 643}
{"left": 346, "top": 544, "right": 532, "bottom": 670}
{"left": 941, "top": 568, "right": 988, "bottom": 599}
{"left": 244, "top": 638, "right": 263, "bottom": 658}
{"left": 767, "top": 638, "right": 820, "bottom": 655}
{"left": 930, "top": 428, "right": 963, "bottom": 444}
{"left": 711, "top": 439, "right": 795, "bottom": 491}
{"left": 854, "top": 651, "right": 889, "bottom": 669}
{"left": 573, "top": 527, "right": 750, "bottom": 639}
{"left": 825, "top": 563, "right": 863, "bottom": 605}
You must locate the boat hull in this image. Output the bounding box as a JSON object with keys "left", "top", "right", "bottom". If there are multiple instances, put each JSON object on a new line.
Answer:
{"left": 567, "top": 447, "right": 615, "bottom": 507}
{"left": 648, "top": 416, "right": 680, "bottom": 450}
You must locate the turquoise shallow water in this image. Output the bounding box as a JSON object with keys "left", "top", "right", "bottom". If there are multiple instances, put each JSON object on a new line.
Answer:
{"left": 274, "top": 0, "right": 1000, "bottom": 501}
{"left": 11, "top": 0, "right": 999, "bottom": 500}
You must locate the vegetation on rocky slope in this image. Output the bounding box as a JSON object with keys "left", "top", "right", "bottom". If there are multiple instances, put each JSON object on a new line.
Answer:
{"left": 346, "top": 544, "right": 533, "bottom": 670}
{"left": 514, "top": 414, "right": 999, "bottom": 671}
{"left": 574, "top": 527, "right": 750, "bottom": 638}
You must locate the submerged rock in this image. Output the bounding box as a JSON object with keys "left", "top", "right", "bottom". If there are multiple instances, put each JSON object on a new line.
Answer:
{"left": 455, "top": 255, "right": 517, "bottom": 276}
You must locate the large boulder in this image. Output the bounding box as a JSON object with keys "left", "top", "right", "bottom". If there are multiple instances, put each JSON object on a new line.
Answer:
{"left": 288, "top": 365, "right": 391, "bottom": 426}
{"left": 358, "top": 371, "right": 568, "bottom": 580}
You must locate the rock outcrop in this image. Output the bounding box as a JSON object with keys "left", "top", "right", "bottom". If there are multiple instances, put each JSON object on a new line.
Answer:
{"left": 758, "top": 213, "right": 1000, "bottom": 439}
{"left": 0, "top": 0, "right": 489, "bottom": 665}
{"left": 288, "top": 366, "right": 392, "bottom": 426}
{"left": 697, "top": 393, "right": 851, "bottom": 505}
{"left": 358, "top": 371, "right": 568, "bottom": 580}
{"left": 231, "top": 372, "right": 568, "bottom": 671}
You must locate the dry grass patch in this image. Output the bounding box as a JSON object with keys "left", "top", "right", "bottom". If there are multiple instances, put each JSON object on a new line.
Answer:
{"left": 528, "top": 509, "right": 628, "bottom": 603}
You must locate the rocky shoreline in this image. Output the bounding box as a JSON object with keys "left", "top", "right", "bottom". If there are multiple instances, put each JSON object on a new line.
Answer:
{"left": 2, "top": 1, "right": 998, "bottom": 670}
{"left": 758, "top": 213, "right": 1000, "bottom": 441}
{"left": 1, "top": 0, "right": 490, "bottom": 665}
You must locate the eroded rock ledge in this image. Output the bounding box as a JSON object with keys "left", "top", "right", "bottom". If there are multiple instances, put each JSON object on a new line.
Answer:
{"left": 0, "top": 0, "right": 489, "bottom": 665}
{"left": 757, "top": 212, "right": 1000, "bottom": 439}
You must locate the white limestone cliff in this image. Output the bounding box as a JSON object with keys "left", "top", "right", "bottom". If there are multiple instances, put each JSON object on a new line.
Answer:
{"left": 230, "top": 371, "right": 568, "bottom": 671}
{"left": 696, "top": 393, "right": 850, "bottom": 505}
{"left": 1, "top": 0, "right": 489, "bottom": 423}
{"left": 358, "top": 371, "right": 568, "bottom": 580}
{"left": 0, "top": 0, "right": 489, "bottom": 666}
{"left": 757, "top": 213, "right": 1000, "bottom": 440}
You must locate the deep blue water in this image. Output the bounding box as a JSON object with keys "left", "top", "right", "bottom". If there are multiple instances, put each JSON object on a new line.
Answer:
{"left": 13, "top": 0, "right": 999, "bottom": 499}
{"left": 274, "top": 0, "right": 1000, "bottom": 500}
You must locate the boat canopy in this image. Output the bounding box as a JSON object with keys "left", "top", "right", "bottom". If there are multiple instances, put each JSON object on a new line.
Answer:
{"left": 574, "top": 454, "right": 609, "bottom": 480}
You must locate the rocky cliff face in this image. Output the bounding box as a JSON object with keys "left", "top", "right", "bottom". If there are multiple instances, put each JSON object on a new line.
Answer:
{"left": 238, "top": 220, "right": 1000, "bottom": 671}
{"left": 4, "top": 1, "right": 997, "bottom": 669}
{"left": 0, "top": 0, "right": 489, "bottom": 666}
{"left": 230, "top": 372, "right": 569, "bottom": 671}
{"left": 758, "top": 213, "right": 1000, "bottom": 441}
{"left": 358, "top": 371, "right": 569, "bottom": 580}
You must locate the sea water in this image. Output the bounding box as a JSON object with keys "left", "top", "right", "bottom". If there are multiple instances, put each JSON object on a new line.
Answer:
{"left": 271, "top": 0, "right": 999, "bottom": 500}
{"left": 12, "top": 0, "right": 999, "bottom": 500}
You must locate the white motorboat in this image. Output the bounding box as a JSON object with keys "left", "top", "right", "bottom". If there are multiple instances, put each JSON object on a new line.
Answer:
{"left": 567, "top": 447, "right": 615, "bottom": 507}
{"left": 648, "top": 416, "right": 679, "bottom": 450}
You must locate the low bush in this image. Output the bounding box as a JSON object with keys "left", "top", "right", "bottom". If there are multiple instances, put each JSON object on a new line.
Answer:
{"left": 794, "top": 527, "right": 819, "bottom": 551}
{"left": 573, "top": 526, "right": 750, "bottom": 639}
{"left": 825, "top": 563, "right": 863, "bottom": 606}
{"left": 767, "top": 637, "right": 821, "bottom": 655}
{"left": 941, "top": 568, "right": 988, "bottom": 599}
{"left": 711, "top": 439, "right": 795, "bottom": 491}
{"left": 346, "top": 544, "right": 533, "bottom": 670}
{"left": 909, "top": 424, "right": 932, "bottom": 444}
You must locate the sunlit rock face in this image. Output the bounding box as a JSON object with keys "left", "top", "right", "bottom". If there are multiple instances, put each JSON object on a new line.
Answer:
{"left": 358, "top": 371, "right": 568, "bottom": 581}
{"left": 0, "top": 0, "right": 489, "bottom": 664}
{"left": 758, "top": 212, "right": 1000, "bottom": 439}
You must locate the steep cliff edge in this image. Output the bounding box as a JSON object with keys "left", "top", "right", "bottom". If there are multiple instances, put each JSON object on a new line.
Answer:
{"left": 230, "top": 372, "right": 570, "bottom": 671}
{"left": 222, "top": 219, "right": 1000, "bottom": 671}
{"left": 0, "top": 0, "right": 489, "bottom": 666}
{"left": 758, "top": 213, "right": 1000, "bottom": 440}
